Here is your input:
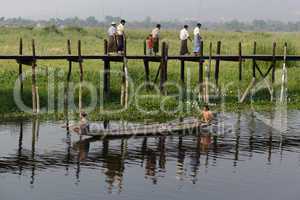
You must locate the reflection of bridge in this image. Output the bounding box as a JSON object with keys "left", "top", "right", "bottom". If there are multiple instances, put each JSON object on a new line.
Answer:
{"left": 1, "top": 115, "right": 300, "bottom": 192}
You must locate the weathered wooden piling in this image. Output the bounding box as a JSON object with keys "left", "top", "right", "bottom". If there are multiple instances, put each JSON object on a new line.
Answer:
{"left": 238, "top": 42, "right": 243, "bottom": 81}
{"left": 19, "top": 38, "right": 23, "bottom": 96}
{"left": 199, "top": 41, "right": 204, "bottom": 85}
{"left": 180, "top": 60, "right": 185, "bottom": 83}
{"left": 103, "top": 39, "right": 110, "bottom": 98}
{"left": 204, "top": 42, "right": 212, "bottom": 103}
{"left": 215, "top": 41, "right": 221, "bottom": 87}
{"left": 64, "top": 40, "right": 72, "bottom": 114}
{"left": 160, "top": 42, "right": 167, "bottom": 94}
{"left": 252, "top": 41, "right": 257, "bottom": 78}
{"left": 271, "top": 42, "right": 276, "bottom": 83}
{"left": 67, "top": 40, "right": 72, "bottom": 82}
{"left": 143, "top": 41, "right": 150, "bottom": 89}
{"left": 31, "top": 39, "right": 37, "bottom": 114}
{"left": 78, "top": 40, "right": 83, "bottom": 112}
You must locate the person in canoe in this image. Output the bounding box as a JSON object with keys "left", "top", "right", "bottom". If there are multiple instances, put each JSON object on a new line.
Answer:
{"left": 63, "top": 112, "right": 90, "bottom": 135}
{"left": 201, "top": 105, "right": 213, "bottom": 123}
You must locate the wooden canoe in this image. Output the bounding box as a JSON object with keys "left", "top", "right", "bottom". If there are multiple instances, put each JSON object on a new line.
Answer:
{"left": 82, "top": 117, "right": 216, "bottom": 138}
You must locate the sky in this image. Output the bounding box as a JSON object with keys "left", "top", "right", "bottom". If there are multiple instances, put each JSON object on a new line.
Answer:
{"left": 0, "top": 0, "right": 300, "bottom": 22}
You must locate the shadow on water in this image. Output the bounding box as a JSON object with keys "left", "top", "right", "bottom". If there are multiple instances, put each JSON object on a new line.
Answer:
{"left": 1, "top": 110, "right": 300, "bottom": 196}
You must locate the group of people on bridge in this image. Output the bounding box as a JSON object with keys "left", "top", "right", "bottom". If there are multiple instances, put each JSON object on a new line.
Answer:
{"left": 107, "top": 19, "right": 202, "bottom": 56}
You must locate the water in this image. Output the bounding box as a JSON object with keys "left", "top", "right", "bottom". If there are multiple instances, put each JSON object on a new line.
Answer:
{"left": 1, "top": 111, "right": 300, "bottom": 200}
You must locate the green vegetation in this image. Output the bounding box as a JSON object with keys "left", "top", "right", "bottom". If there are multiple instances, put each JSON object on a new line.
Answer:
{"left": 0, "top": 27, "right": 299, "bottom": 121}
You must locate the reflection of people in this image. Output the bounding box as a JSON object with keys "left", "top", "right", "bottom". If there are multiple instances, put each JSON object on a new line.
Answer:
{"left": 199, "top": 134, "right": 212, "bottom": 152}
{"left": 180, "top": 25, "right": 192, "bottom": 55}
{"left": 107, "top": 22, "right": 118, "bottom": 53}
{"left": 201, "top": 105, "right": 213, "bottom": 123}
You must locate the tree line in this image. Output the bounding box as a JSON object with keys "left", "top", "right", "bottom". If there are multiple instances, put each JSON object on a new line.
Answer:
{"left": 1, "top": 16, "right": 300, "bottom": 32}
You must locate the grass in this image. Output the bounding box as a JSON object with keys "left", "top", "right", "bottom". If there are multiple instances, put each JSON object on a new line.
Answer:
{"left": 0, "top": 26, "right": 299, "bottom": 122}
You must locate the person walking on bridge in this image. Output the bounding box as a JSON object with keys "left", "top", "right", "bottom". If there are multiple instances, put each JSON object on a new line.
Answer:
{"left": 180, "top": 25, "right": 192, "bottom": 55}
{"left": 107, "top": 22, "right": 117, "bottom": 53}
{"left": 151, "top": 24, "right": 161, "bottom": 55}
{"left": 193, "top": 23, "right": 202, "bottom": 56}
{"left": 117, "top": 19, "right": 126, "bottom": 54}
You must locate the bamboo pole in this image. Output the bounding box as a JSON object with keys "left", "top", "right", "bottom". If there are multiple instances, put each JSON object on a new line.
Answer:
{"left": 124, "top": 57, "right": 129, "bottom": 108}
{"left": 36, "top": 86, "right": 40, "bottom": 113}
{"left": 31, "top": 39, "right": 37, "bottom": 114}
{"left": 280, "top": 43, "right": 288, "bottom": 103}
{"left": 270, "top": 42, "right": 276, "bottom": 101}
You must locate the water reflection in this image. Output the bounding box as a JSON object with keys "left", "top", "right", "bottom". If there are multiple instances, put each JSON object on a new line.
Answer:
{"left": 1, "top": 111, "right": 300, "bottom": 195}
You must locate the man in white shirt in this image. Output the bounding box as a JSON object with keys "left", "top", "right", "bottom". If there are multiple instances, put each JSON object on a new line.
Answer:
{"left": 151, "top": 24, "right": 161, "bottom": 55}
{"left": 117, "top": 19, "right": 126, "bottom": 54}
{"left": 193, "top": 23, "right": 202, "bottom": 56}
{"left": 107, "top": 22, "right": 117, "bottom": 53}
{"left": 180, "top": 25, "right": 192, "bottom": 55}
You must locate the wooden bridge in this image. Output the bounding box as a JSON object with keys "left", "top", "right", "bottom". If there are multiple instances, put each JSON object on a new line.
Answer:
{"left": 0, "top": 38, "right": 297, "bottom": 113}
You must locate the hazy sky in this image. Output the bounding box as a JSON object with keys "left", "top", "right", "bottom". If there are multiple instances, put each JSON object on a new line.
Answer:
{"left": 0, "top": 0, "right": 300, "bottom": 21}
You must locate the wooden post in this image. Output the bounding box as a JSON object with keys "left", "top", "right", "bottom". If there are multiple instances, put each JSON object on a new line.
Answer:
{"left": 103, "top": 39, "right": 110, "bottom": 98}
{"left": 19, "top": 38, "right": 23, "bottom": 96}
{"left": 143, "top": 59, "right": 150, "bottom": 89}
{"left": 204, "top": 42, "right": 212, "bottom": 103}
{"left": 144, "top": 40, "right": 147, "bottom": 55}
{"left": 198, "top": 41, "right": 204, "bottom": 100}
{"left": 78, "top": 40, "right": 83, "bottom": 113}
{"left": 160, "top": 42, "right": 167, "bottom": 94}
{"left": 271, "top": 42, "right": 276, "bottom": 83}
{"left": 199, "top": 41, "right": 204, "bottom": 85}
{"left": 67, "top": 40, "right": 72, "bottom": 82}
{"left": 215, "top": 41, "right": 221, "bottom": 87}
{"left": 65, "top": 40, "right": 72, "bottom": 115}
{"left": 180, "top": 60, "right": 185, "bottom": 83}
{"left": 164, "top": 43, "right": 168, "bottom": 82}
{"left": 252, "top": 41, "right": 257, "bottom": 78}
{"left": 31, "top": 39, "right": 37, "bottom": 114}
{"left": 239, "top": 42, "right": 242, "bottom": 81}
{"left": 143, "top": 40, "right": 150, "bottom": 89}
